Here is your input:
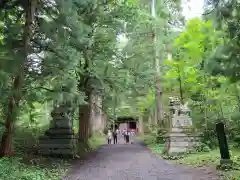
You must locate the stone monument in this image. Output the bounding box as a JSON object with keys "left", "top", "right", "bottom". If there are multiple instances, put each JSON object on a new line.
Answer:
{"left": 163, "top": 97, "right": 199, "bottom": 155}
{"left": 38, "top": 104, "right": 76, "bottom": 157}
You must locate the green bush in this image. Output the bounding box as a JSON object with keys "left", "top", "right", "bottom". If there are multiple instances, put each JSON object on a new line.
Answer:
{"left": 233, "top": 135, "right": 240, "bottom": 148}
{"left": 146, "top": 125, "right": 166, "bottom": 144}
{"left": 194, "top": 142, "right": 211, "bottom": 152}
{"left": 155, "top": 128, "right": 166, "bottom": 144}
{"left": 142, "top": 134, "right": 156, "bottom": 145}
{"left": 200, "top": 127, "right": 219, "bottom": 149}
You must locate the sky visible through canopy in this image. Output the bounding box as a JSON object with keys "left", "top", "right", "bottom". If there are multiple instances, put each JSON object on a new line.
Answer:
{"left": 118, "top": 0, "right": 204, "bottom": 43}
{"left": 182, "top": 0, "right": 204, "bottom": 20}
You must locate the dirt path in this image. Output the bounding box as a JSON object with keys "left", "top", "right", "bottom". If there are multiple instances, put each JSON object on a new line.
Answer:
{"left": 63, "top": 138, "right": 219, "bottom": 180}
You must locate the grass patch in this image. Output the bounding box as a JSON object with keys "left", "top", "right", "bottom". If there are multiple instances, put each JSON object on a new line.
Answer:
{"left": 175, "top": 149, "right": 240, "bottom": 180}
{"left": 147, "top": 143, "right": 164, "bottom": 154}
{"left": 77, "top": 133, "right": 105, "bottom": 157}
{"left": 87, "top": 134, "right": 105, "bottom": 151}
{"left": 137, "top": 134, "right": 164, "bottom": 154}
{"left": 176, "top": 149, "right": 220, "bottom": 167}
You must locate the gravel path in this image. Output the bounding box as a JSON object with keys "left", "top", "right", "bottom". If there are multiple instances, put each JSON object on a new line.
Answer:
{"left": 63, "top": 138, "right": 218, "bottom": 180}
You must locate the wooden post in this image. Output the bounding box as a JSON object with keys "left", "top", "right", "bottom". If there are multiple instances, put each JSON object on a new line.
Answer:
{"left": 216, "top": 122, "right": 232, "bottom": 165}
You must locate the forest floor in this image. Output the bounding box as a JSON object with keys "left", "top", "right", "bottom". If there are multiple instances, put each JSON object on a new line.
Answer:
{"left": 0, "top": 127, "right": 105, "bottom": 180}
{"left": 63, "top": 137, "right": 218, "bottom": 180}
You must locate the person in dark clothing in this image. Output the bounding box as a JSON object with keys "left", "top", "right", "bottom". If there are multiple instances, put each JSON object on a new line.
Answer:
{"left": 113, "top": 130, "right": 118, "bottom": 144}
{"left": 123, "top": 129, "right": 127, "bottom": 142}
{"left": 125, "top": 130, "right": 130, "bottom": 143}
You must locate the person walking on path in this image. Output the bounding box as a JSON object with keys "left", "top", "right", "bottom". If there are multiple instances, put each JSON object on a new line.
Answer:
{"left": 125, "top": 130, "right": 130, "bottom": 144}
{"left": 113, "top": 130, "right": 118, "bottom": 144}
{"left": 107, "top": 129, "right": 112, "bottom": 144}
{"left": 123, "top": 129, "right": 126, "bottom": 141}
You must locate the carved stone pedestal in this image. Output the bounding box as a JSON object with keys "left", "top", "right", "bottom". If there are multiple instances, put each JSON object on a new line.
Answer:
{"left": 38, "top": 105, "right": 76, "bottom": 158}
{"left": 164, "top": 130, "right": 199, "bottom": 155}
{"left": 163, "top": 97, "right": 199, "bottom": 155}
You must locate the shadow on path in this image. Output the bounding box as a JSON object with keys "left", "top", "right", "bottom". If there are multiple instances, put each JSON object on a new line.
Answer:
{"left": 63, "top": 138, "right": 218, "bottom": 180}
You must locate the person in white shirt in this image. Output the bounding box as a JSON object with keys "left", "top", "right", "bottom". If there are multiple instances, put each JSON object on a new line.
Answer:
{"left": 125, "top": 130, "right": 130, "bottom": 143}
{"left": 107, "top": 130, "right": 112, "bottom": 144}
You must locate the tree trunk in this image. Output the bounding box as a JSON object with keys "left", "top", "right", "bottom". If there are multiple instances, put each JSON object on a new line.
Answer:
{"left": 0, "top": 96, "right": 17, "bottom": 156}
{"left": 177, "top": 65, "right": 184, "bottom": 104}
{"left": 0, "top": 0, "right": 35, "bottom": 157}
{"left": 78, "top": 91, "right": 91, "bottom": 141}
{"left": 151, "top": 0, "right": 164, "bottom": 127}
{"left": 78, "top": 104, "right": 91, "bottom": 141}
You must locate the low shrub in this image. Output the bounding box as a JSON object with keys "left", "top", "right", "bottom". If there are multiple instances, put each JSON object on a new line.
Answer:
{"left": 194, "top": 142, "right": 211, "bottom": 152}
{"left": 0, "top": 156, "right": 69, "bottom": 180}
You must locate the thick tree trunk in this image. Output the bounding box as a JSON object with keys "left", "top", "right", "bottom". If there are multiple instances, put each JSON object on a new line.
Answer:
{"left": 0, "top": 75, "right": 22, "bottom": 156}
{"left": 78, "top": 91, "right": 91, "bottom": 141}
{"left": 78, "top": 104, "right": 91, "bottom": 141}
{"left": 0, "top": 0, "right": 35, "bottom": 157}
{"left": 0, "top": 100, "right": 15, "bottom": 156}
{"left": 151, "top": 0, "right": 164, "bottom": 127}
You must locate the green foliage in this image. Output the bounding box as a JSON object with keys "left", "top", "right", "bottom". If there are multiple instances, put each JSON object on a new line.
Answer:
{"left": 138, "top": 134, "right": 164, "bottom": 155}
{"left": 140, "top": 134, "right": 158, "bottom": 145}
{"left": 0, "top": 156, "right": 69, "bottom": 180}
{"left": 77, "top": 134, "right": 105, "bottom": 156}
{"left": 2, "top": 0, "right": 240, "bottom": 178}
{"left": 162, "top": 143, "right": 211, "bottom": 161}
{"left": 193, "top": 142, "right": 211, "bottom": 152}
{"left": 0, "top": 0, "right": 164, "bottom": 176}
{"left": 0, "top": 123, "right": 69, "bottom": 180}
{"left": 162, "top": 17, "right": 240, "bottom": 151}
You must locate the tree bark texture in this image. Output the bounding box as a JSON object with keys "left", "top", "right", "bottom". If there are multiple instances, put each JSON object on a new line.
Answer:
{"left": 0, "top": 0, "right": 35, "bottom": 157}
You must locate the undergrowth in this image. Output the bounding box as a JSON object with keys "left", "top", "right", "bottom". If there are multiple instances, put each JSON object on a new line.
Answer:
{"left": 0, "top": 125, "right": 69, "bottom": 180}
{"left": 77, "top": 133, "right": 105, "bottom": 157}
{"left": 137, "top": 134, "right": 164, "bottom": 155}
{"left": 0, "top": 125, "right": 105, "bottom": 180}
{"left": 0, "top": 156, "right": 69, "bottom": 180}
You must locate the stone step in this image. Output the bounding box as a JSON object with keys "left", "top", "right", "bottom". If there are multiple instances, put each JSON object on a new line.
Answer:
{"left": 45, "top": 128, "right": 74, "bottom": 135}
{"left": 39, "top": 143, "right": 75, "bottom": 149}
{"left": 165, "top": 137, "right": 200, "bottom": 142}
{"left": 40, "top": 135, "right": 76, "bottom": 140}
{"left": 39, "top": 149, "right": 75, "bottom": 157}
{"left": 39, "top": 138, "right": 76, "bottom": 144}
